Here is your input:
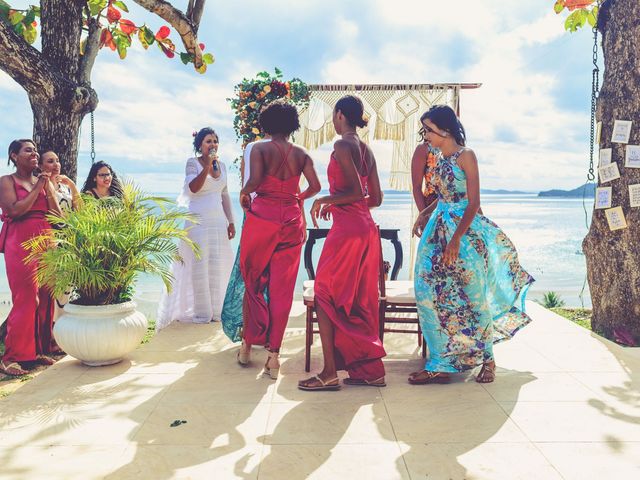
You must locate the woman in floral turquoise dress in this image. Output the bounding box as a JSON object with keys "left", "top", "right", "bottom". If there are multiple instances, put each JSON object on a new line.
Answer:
{"left": 411, "top": 105, "right": 534, "bottom": 385}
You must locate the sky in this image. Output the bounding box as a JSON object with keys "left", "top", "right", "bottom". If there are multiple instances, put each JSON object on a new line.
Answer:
{"left": 0, "top": 0, "right": 599, "bottom": 194}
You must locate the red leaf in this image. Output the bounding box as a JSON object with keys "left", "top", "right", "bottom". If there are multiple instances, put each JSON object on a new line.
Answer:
{"left": 107, "top": 6, "right": 121, "bottom": 24}
{"left": 199, "top": 43, "right": 205, "bottom": 51}
{"left": 155, "top": 25, "right": 170, "bottom": 40}
{"left": 32, "top": 21, "right": 37, "bottom": 27}
{"left": 119, "top": 19, "right": 136, "bottom": 35}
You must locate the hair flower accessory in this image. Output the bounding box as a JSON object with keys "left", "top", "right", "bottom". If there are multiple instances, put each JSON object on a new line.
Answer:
{"left": 192, "top": 130, "right": 198, "bottom": 138}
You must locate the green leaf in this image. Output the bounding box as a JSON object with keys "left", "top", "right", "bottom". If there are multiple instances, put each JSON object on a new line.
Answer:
{"left": 9, "top": 10, "right": 24, "bottom": 25}
{"left": 553, "top": 0, "right": 565, "bottom": 14}
{"left": 202, "top": 52, "right": 214, "bottom": 64}
{"left": 113, "top": 1, "right": 129, "bottom": 12}
{"left": 22, "top": 24, "right": 37, "bottom": 44}
{"left": 88, "top": 0, "right": 108, "bottom": 16}
{"left": 587, "top": 6, "right": 599, "bottom": 27}
{"left": 114, "top": 35, "right": 128, "bottom": 59}
{"left": 180, "top": 52, "right": 191, "bottom": 65}
{"left": 564, "top": 9, "right": 588, "bottom": 32}
{"left": 24, "top": 8, "right": 36, "bottom": 25}
{"left": 0, "top": 0, "right": 9, "bottom": 17}
{"left": 13, "top": 21, "right": 24, "bottom": 35}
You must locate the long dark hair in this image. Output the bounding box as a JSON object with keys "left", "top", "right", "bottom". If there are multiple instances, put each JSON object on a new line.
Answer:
{"left": 335, "top": 95, "right": 368, "bottom": 128}
{"left": 81, "top": 161, "right": 123, "bottom": 198}
{"left": 7, "top": 139, "right": 35, "bottom": 166}
{"left": 419, "top": 105, "right": 466, "bottom": 146}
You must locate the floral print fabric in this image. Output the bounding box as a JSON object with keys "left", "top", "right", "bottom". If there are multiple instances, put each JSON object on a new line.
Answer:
{"left": 414, "top": 149, "right": 534, "bottom": 373}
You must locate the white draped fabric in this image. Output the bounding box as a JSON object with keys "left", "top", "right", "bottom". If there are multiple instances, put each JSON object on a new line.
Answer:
{"left": 157, "top": 158, "right": 234, "bottom": 329}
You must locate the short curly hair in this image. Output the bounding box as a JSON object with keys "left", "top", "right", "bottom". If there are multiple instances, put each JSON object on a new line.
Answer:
{"left": 258, "top": 100, "right": 300, "bottom": 136}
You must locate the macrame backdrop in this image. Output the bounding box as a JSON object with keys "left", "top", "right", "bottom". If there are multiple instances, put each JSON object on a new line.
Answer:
{"left": 294, "top": 83, "right": 479, "bottom": 277}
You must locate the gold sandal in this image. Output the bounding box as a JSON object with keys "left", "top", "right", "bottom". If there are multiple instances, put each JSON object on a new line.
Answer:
{"left": 298, "top": 375, "right": 341, "bottom": 391}
{"left": 475, "top": 362, "right": 496, "bottom": 383}
{"left": 262, "top": 350, "right": 279, "bottom": 380}
{"left": 0, "top": 360, "right": 28, "bottom": 376}
{"left": 408, "top": 370, "right": 450, "bottom": 385}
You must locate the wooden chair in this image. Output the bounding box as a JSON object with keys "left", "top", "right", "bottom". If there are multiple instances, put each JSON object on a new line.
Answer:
{"left": 302, "top": 228, "right": 424, "bottom": 372}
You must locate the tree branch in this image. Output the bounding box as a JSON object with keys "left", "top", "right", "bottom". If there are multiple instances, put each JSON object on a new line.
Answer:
{"left": 79, "top": 14, "right": 102, "bottom": 85}
{"left": 186, "top": 0, "right": 206, "bottom": 35}
{"left": 0, "top": 19, "right": 58, "bottom": 102}
{"left": 132, "top": 0, "right": 205, "bottom": 68}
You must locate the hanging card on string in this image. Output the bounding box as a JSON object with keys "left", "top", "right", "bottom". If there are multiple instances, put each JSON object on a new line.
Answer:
{"left": 595, "top": 121, "right": 602, "bottom": 144}
{"left": 605, "top": 206, "right": 627, "bottom": 231}
{"left": 611, "top": 120, "right": 632, "bottom": 144}
{"left": 598, "top": 162, "right": 620, "bottom": 183}
{"left": 595, "top": 187, "right": 612, "bottom": 209}
{"left": 599, "top": 148, "right": 612, "bottom": 166}
{"left": 625, "top": 145, "right": 640, "bottom": 168}
{"left": 629, "top": 184, "right": 640, "bottom": 208}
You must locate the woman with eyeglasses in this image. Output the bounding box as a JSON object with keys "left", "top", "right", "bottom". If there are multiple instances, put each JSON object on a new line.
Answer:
{"left": 156, "top": 127, "right": 235, "bottom": 329}
{"left": 0, "top": 139, "right": 62, "bottom": 376}
{"left": 81, "top": 161, "right": 123, "bottom": 199}
{"left": 410, "top": 105, "right": 534, "bottom": 385}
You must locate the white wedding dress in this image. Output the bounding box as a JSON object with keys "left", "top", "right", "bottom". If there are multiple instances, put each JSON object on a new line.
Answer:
{"left": 156, "top": 158, "right": 234, "bottom": 329}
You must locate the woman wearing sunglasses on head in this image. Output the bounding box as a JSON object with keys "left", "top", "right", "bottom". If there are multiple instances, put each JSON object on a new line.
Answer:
{"left": 410, "top": 105, "right": 534, "bottom": 386}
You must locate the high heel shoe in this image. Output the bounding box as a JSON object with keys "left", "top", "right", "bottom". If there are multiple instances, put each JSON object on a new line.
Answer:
{"left": 262, "top": 350, "right": 280, "bottom": 380}
{"left": 237, "top": 340, "right": 250, "bottom": 367}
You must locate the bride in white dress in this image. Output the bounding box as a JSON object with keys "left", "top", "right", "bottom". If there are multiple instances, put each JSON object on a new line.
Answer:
{"left": 157, "top": 128, "right": 235, "bottom": 329}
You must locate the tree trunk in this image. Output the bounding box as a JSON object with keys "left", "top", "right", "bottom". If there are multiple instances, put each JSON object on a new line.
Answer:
{"left": 583, "top": 0, "right": 640, "bottom": 342}
{"left": 31, "top": 98, "right": 84, "bottom": 181}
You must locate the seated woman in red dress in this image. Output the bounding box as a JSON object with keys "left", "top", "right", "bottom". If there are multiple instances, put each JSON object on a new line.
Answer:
{"left": 0, "top": 139, "right": 61, "bottom": 376}
{"left": 239, "top": 101, "right": 321, "bottom": 380}
{"left": 298, "top": 95, "right": 386, "bottom": 391}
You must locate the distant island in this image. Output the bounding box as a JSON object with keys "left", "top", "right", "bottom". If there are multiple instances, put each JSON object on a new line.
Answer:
{"left": 481, "top": 189, "right": 531, "bottom": 194}
{"left": 538, "top": 183, "right": 595, "bottom": 198}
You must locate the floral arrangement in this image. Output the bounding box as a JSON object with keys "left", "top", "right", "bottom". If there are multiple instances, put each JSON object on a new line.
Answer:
{"left": 423, "top": 147, "right": 438, "bottom": 197}
{"left": 228, "top": 68, "right": 310, "bottom": 164}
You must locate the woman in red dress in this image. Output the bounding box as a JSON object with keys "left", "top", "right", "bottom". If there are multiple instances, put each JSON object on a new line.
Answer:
{"left": 239, "top": 101, "right": 321, "bottom": 380}
{"left": 298, "top": 95, "right": 386, "bottom": 391}
{"left": 0, "top": 139, "right": 61, "bottom": 376}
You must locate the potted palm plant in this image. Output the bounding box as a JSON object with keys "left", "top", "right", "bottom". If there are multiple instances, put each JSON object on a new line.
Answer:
{"left": 24, "top": 183, "right": 198, "bottom": 366}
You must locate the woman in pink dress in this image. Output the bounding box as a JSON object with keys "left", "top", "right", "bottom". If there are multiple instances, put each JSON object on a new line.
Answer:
{"left": 298, "top": 95, "right": 385, "bottom": 391}
{"left": 0, "top": 139, "right": 61, "bottom": 376}
{"left": 239, "top": 101, "right": 321, "bottom": 380}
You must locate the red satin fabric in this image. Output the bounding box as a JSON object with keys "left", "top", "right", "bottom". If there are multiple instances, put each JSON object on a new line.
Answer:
{"left": 2, "top": 179, "right": 56, "bottom": 363}
{"left": 314, "top": 148, "right": 386, "bottom": 381}
{"left": 240, "top": 150, "right": 304, "bottom": 351}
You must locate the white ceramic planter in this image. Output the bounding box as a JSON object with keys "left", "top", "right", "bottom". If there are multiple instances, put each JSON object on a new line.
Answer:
{"left": 53, "top": 301, "right": 147, "bottom": 366}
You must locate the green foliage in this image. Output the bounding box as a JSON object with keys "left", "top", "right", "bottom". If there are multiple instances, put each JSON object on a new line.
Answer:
{"left": 227, "top": 69, "right": 311, "bottom": 164}
{"left": 0, "top": 1, "right": 212, "bottom": 72}
{"left": 551, "top": 1, "right": 599, "bottom": 32}
{"left": 23, "top": 182, "right": 199, "bottom": 306}
{"left": 541, "top": 291, "right": 566, "bottom": 308}
{"left": 551, "top": 307, "right": 592, "bottom": 330}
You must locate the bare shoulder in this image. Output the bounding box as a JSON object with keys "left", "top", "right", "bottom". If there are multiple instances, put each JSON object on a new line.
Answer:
{"left": 0, "top": 174, "right": 13, "bottom": 186}
{"left": 457, "top": 148, "right": 478, "bottom": 166}
{"left": 333, "top": 139, "right": 351, "bottom": 152}
{"left": 413, "top": 143, "right": 429, "bottom": 157}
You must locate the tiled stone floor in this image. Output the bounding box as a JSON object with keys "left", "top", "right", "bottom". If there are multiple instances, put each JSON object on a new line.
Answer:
{"left": 0, "top": 301, "right": 638, "bottom": 479}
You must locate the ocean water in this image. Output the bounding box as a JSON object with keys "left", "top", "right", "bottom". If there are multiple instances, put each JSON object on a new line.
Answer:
{"left": 0, "top": 192, "right": 593, "bottom": 313}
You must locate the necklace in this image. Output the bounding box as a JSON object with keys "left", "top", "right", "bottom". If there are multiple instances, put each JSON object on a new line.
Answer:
{"left": 14, "top": 172, "right": 35, "bottom": 183}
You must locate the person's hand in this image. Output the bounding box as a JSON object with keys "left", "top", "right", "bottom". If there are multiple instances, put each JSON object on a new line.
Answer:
{"left": 240, "top": 192, "right": 251, "bottom": 211}
{"left": 56, "top": 174, "right": 74, "bottom": 187}
{"left": 442, "top": 235, "right": 461, "bottom": 266}
{"left": 227, "top": 223, "right": 236, "bottom": 240}
{"left": 310, "top": 198, "right": 323, "bottom": 228}
{"left": 36, "top": 172, "right": 52, "bottom": 191}
{"left": 412, "top": 213, "right": 428, "bottom": 237}
{"left": 319, "top": 204, "right": 332, "bottom": 221}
